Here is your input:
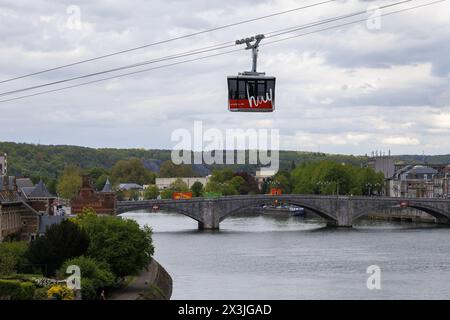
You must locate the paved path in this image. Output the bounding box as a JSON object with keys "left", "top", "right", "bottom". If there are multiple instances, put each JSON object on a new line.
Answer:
{"left": 109, "top": 259, "right": 158, "bottom": 300}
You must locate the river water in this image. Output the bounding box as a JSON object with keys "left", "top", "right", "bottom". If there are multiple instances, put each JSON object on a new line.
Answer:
{"left": 121, "top": 211, "right": 450, "bottom": 299}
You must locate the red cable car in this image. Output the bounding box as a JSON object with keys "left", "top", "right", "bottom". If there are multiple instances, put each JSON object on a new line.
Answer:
{"left": 228, "top": 75, "right": 275, "bottom": 112}
{"left": 228, "top": 34, "right": 276, "bottom": 112}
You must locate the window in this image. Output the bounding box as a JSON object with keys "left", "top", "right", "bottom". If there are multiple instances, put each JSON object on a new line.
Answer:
{"left": 257, "top": 81, "right": 265, "bottom": 97}
{"left": 238, "top": 80, "right": 246, "bottom": 99}
{"left": 247, "top": 80, "right": 256, "bottom": 98}
{"left": 228, "top": 78, "right": 237, "bottom": 99}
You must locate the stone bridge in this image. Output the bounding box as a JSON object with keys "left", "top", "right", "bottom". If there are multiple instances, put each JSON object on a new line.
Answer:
{"left": 116, "top": 195, "right": 450, "bottom": 229}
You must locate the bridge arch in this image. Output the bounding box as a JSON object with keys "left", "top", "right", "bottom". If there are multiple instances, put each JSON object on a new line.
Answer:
{"left": 352, "top": 202, "right": 449, "bottom": 222}
{"left": 117, "top": 204, "right": 204, "bottom": 225}
{"left": 218, "top": 198, "right": 337, "bottom": 224}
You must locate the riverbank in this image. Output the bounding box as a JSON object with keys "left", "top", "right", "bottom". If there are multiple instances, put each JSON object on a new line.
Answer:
{"left": 109, "top": 258, "right": 172, "bottom": 300}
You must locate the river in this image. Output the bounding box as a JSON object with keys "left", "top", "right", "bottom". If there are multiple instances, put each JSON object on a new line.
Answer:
{"left": 121, "top": 211, "right": 450, "bottom": 299}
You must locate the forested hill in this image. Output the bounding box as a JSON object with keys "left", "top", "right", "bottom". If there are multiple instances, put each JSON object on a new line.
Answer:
{"left": 1, "top": 141, "right": 448, "bottom": 179}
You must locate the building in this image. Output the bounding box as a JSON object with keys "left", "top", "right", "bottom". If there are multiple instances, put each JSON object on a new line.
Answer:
{"left": 71, "top": 175, "right": 116, "bottom": 214}
{"left": 388, "top": 165, "right": 448, "bottom": 198}
{"left": 20, "top": 179, "right": 57, "bottom": 215}
{"left": 155, "top": 177, "right": 209, "bottom": 190}
{"left": 367, "top": 151, "right": 395, "bottom": 179}
{"left": 255, "top": 168, "right": 277, "bottom": 189}
{"left": 0, "top": 176, "right": 40, "bottom": 242}
{"left": 116, "top": 183, "right": 143, "bottom": 201}
{"left": 0, "top": 153, "right": 6, "bottom": 176}
{"left": 102, "top": 178, "right": 112, "bottom": 192}
{"left": 118, "top": 183, "right": 143, "bottom": 191}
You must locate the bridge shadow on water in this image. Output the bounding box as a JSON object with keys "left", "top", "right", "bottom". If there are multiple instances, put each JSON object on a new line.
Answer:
{"left": 122, "top": 211, "right": 449, "bottom": 236}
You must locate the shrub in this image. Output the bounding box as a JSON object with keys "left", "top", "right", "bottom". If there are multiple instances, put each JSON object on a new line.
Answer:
{"left": 25, "top": 220, "right": 89, "bottom": 276}
{"left": 80, "top": 278, "right": 97, "bottom": 300}
{"left": 0, "top": 279, "right": 36, "bottom": 300}
{"left": 47, "top": 284, "right": 74, "bottom": 300}
{"left": 0, "top": 242, "right": 29, "bottom": 276}
{"left": 33, "top": 287, "right": 50, "bottom": 300}
{"left": 59, "top": 256, "right": 115, "bottom": 300}
{"left": 79, "top": 215, "right": 154, "bottom": 278}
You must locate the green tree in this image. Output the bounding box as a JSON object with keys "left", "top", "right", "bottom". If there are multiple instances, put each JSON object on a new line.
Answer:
{"left": 116, "top": 190, "right": 125, "bottom": 201}
{"left": 290, "top": 160, "right": 383, "bottom": 196}
{"left": 234, "top": 172, "right": 260, "bottom": 194}
{"left": 88, "top": 167, "right": 110, "bottom": 190}
{"left": 209, "top": 168, "right": 235, "bottom": 183}
{"left": 79, "top": 215, "right": 154, "bottom": 279}
{"left": 159, "top": 160, "right": 195, "bottom": 178}
{"left": 111, "top": 158, "right": 155, "bottom": 185}
{"left": 272, "top": 173, "right": 291, "bottom": 193}
{"left": 160, "top": 188, "right": 173, "bottom": 199}
{"left": 229, "top": 176, "right": 246, "bottom": 194}
{"left": 25, "top": 220, "right": 90, "bottom": 276}
{"left": 59, "top": 256, "right": 115, "bottom": 300}
{"left": 144, "top": 185, "right": 160, "bottom": 199}
{"left": 0, "top": 241, "right": 29, "bottom": 275}
{"left": 56, "top": 166, "right": 82, "bottom": 199}
{"left": 190, "top": 181, "right": 204, "bottom": 197}
{"left": 129, "top": 189, "right": 140, "bottom": 201}
{"left": 169, "top": 178, "right": 189, "bottom": 192}
{"left": 204, "top": 181, "right": 238, "bottom": 195}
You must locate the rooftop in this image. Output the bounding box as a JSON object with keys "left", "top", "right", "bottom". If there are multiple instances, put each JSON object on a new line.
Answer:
{"left": 21, "top": 180, "right": 55, "bottom": 199}
{"left": 118, "top": 183, "right": 143, "bottom": 190}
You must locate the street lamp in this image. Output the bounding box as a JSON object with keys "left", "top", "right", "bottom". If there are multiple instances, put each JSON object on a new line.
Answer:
{"left": 317, "top": 180, "right": 338, "bottom": 196}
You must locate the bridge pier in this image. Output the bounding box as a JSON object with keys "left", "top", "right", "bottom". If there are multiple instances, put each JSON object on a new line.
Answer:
{"left": 327, "top": 197, "right": 354, "bottom": 227}
{"left": 198, "top": 221, "right": 220, "bottom": 230}
{"left": 197, "top": 201, "right": 220, "bottom": 230}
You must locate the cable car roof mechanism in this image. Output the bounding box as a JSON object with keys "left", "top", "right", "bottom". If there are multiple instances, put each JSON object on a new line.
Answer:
{"left": 228, "top": 34, "right": 275, "bottom": 112}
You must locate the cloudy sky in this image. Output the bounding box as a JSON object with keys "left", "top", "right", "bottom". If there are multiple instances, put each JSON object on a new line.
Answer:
{"left": 0, "top": 0, "right": 449, "bottom": 155}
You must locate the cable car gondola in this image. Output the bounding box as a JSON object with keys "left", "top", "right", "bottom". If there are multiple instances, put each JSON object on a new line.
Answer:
{"left": 228, "top": 34, "right": 276, "bottom": 112}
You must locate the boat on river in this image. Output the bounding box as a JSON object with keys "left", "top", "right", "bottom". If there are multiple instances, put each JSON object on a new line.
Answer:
{"left": 262, "top": 205, "right": 305, "bottom": 217}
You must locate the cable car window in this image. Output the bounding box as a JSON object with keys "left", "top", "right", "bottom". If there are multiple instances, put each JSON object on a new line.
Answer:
{"left": 247, "top": 80, "right": 256, "bottom": 98}
{"left": 238, "top": 79, "right": 246, "bottom": 99}
{"left": 228, "top": 78, "right": 237, "bottom": 99}
{"left": 266, "top": 79, "right": 275, "bottom": 100}
{"left": 257, "top": 81, "right": 265, "bottom": 97}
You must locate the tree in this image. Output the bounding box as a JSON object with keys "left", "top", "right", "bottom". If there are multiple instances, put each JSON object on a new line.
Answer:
{"left": 59, "top": 256, "right": 115, "bottom": 300}
{"left": 144, "top": 185, "right": 160, "bottom": 199}
{"left": 111, "top": 158, "right": 155, "bottom": 185}
{"left": 190, "top": 181, "right": 204, "bottom": 197}
{"left": 290, "top": 160, "right": 383, "bottom": 196}
{"left": 160, "top": 188, "right": 173, "bottom": 199}
{"left": 272, "top": 171, "right": 291, "bottom": 193}
{"left": 0, "top": 241, "right": 28, "bottom": 275}
{"left": 169, "top": 178, "right": 189, "bottom": 192}
{"left": 204, "top": 168, "right": 243, "bottom": 195}
{"left": 56, "top": 166, "right": 82, "bottom": 199}
{"left": 229, "top": 176, "right": 246, "bottom": 194}
{"left": 79, "top": 215, "right": 154, "bottom": 278}
{"left": 204, "top": 180, "right": 238, "bottom": 195}
{"left": 233, "top": 172, "right": 259, "bottom": 194}
{"left": 25, "top": 220, "right": 90, "bottom": 276}
{"left": 159, "top": 160, "right": 195, "bottom": 178}
{"left": 88, "top": 167, "right": 110, "bottom": 190}
{"left": 116, "top": 190, "right": 125, "bottom": 201}
{"left": 209, "top": 168, "right": 235, "bottom": 183}
{"left": 129, "top": 189, "right": 140, "bottom": 201}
